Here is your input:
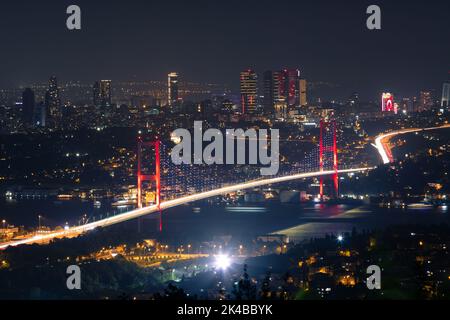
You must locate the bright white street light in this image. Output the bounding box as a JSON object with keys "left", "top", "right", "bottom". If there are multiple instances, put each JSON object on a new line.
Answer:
{"left": 337, "top": 235, "right": 344, "bottom": 242}
{"left": 214, "top": 254, "right": 231, "bottom": 270}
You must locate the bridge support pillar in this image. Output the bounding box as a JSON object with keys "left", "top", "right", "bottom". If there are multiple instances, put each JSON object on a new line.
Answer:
{"left": 319, "top": 119, "right": 338, "bottom": 200}
{"left": 137, "top": 137, "right": 162, "bottom": 231}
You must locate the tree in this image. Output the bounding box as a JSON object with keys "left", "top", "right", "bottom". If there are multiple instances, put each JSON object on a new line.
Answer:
{"left": 232, "top": 264, "right": 256, "bottom": 300}
{"left": 260, "top": 270, "right": 272, "bottom": 299}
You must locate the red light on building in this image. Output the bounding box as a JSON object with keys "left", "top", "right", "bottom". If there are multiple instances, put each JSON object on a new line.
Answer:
{"left": 381, "top": 92, "right": 397, "bottom": 114}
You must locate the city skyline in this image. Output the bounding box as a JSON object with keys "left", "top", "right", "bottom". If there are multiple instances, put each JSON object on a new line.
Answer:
{"left": 5, "top": 70, "right": 449, "bottom": 105}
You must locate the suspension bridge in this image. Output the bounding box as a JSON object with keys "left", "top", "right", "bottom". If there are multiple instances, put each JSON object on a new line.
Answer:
{"left": 1, "top": 119, "right": 372, "bottom": 249}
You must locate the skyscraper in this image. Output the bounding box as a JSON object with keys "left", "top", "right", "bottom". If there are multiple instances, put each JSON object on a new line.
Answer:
{"left": 285, "top": 69, "right": 301, "bottom": 107}
{"left": 381, "top": 92, "right": 396, "bottom": 114}
{"left": 263, "top": 70, "right": 287, "bottom": 115}
{"left": 45, "top": 76, "right": 61, "bottom": 126}
{"left": 93, "top": 80, "right": 112, "bottom": 106}
{"left": 418, "top": 91, "right": 433, "bottom": 111}
{"left": 35, "top": 102, "right": 46, "bottom": 127}
{"left": 93, "top": 81, "right": 100, "bottom": 106}
{"left": 263, "top": 69, "right": 303, "bottom": 117}
{"left": 240, "top": 69, "right": 258, "bottom": 114}
{"left": 22, "top": 88, "right": 35, "bottom": 125}
{"left": 299, "top": 78, "right": 307, "bottom": 107}
{"left": 441, "top": 81, "right": 450, "bottom": 108}
{"left": 400, "top": 97, "right": 413, "bottom": 113}
{"left": 263, "top": 71, "right": 275, "bottom": 115}
{"left": 168, "top": 72, "right": 179, "bottom": 107}
{"left": 100, "top": 80, "right": 112, "bottom": 106}
{"left": 274, "top": 71, "right": 287, "bottom": 118}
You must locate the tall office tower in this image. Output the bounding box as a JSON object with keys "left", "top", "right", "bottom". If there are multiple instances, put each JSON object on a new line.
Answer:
{"left": 418, "top": 91, "right": 433, "bottom": 111}
{"left": 412, "top": 96, "right": 419, "bottom": 113}
{"left": 93, "top": 80, "right": 112, "bottom": 106}
{"left": 240, "top": 69, "right": 258, "bottom": 114}
{"left": 381, "top": 92, "right": 396, "bottom": 113}
{"left": 263, "top": 69, "right": 303, "bottom": 117}
{"left": 263, "top": 71, "right": 275, "bottom": 115}
{"left": 441, "top": 81, "right": 450, "bottom": 108}
{"left": 100, "top": 80, "right": 112, "bottom": 106}
{"left": 274, "top": 70, "right": 288, "bottom": 117}
{"left": 45, "top": 76, "right": 61, "bottom": 126}
{"left": 167, "top": 72, "right": 179, "bottom": 107}
{"left": 35, "top": 102, "right": 46, "bottom": 127}
{"left": 93, "top": 81, "right": 100, "bottom": 106}
{"left": 299, "top": 78, "right": 307, "bottom": 106}
{"left": 22, "top": 88, "right": 35, "bottom": 125}
{"left": 400, "top": 97, "right": 413, "bottom": 113}
{"left": 285, "top": 69, "right": 301, "bottom": 107}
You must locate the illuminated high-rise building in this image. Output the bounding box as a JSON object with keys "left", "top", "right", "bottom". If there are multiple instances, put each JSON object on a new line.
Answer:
{"left": 45, "top": 76, "right": 61, "bottom": 126}
{"left": 274, "top": 71, "right": 288, "bottom": 118}
{"left": 285, "top": 69, "right": 300, "bottom": 107}
{"left": 263, "top": 69, "right": 304, "bottom": 117}
{"left": 418, "top": 91, "right": 433, "bottom": 111}
{"left": 240, "top": 69, "right": 258, "bottom": 114}
{"left": 168, "top": 72, "right": 179, "bottom": 107}
{"left": 263, "top": 71, "right": 276, "bottom": 115}
{"left": 400, "top": 97, "right": 413, "bottom": 113}
{"left": 263, "top": 70, "right": 287, "bottom": 116}
{"left": 93, "top": 81, "right": 100, "bottom": 106}
{"left": 381, "top": 92, "right": 396, "bottom": 114}
{"left": 299, "top": 78, "right": 307, "bottom": 106}
{"left": 22, "top": 88, "right": 35, "bottom": 125}
{"left": 441, "top": 81, "right": 450, "bottom": 108}
{"left": 93, "top": 80, "right": 112, "bottom": 106}
{"left": 35, "top": 102, "right": 46, "bottom": 127}
{"left": 101, "top": 80, "right": 112, "bottom": 106}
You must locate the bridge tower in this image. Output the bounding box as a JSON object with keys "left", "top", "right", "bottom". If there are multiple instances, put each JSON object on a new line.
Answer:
{"left": 319, "top": 119, "right": 338, "bottom": 200}
{"left": 137, "top": 137, "right": 162, "bottom": 231}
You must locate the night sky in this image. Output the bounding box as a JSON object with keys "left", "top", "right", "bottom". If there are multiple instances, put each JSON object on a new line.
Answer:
{"left": 0, "top": 0, "right": 449, "bottom": 100}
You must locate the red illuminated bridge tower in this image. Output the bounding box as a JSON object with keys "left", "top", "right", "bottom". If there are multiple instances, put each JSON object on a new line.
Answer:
{"left": 319, "top": 118, "right": 339, "bottom": 200}
{"left": 137, "top": 137, "right": 162, "bottom": 231}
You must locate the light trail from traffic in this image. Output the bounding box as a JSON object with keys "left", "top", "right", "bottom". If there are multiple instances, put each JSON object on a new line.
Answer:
{"left": 0, "top": 167, "right": 371, "bottom": 250}
{"left": 374, "top": 124, "right": 450, "bottom": 164}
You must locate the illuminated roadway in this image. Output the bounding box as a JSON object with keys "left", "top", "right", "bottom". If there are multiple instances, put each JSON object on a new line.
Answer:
{"left": 0, "top": 168, "right": 371, "bottom": 250}
{"left": 374, "top": 124, "right": 450, "bottom": 164}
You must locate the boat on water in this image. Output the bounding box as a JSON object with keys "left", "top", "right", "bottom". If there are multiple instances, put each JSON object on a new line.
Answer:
{"left": 111, "top": 199, "right": 136, "bottom": 207}
{"left": 407, "top": 202, "right": 434, "bottom": 209}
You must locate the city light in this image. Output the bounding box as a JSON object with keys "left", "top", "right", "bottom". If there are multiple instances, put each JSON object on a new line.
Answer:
{"left": 214, "top": 254, "right": 231, "bottom": 270}
{"left": 337, "top": 235, "right": 344, "bottom": 242}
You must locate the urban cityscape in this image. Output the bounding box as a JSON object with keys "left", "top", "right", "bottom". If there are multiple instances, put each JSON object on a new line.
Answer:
{"left": 0, "top": 0, "right": 449, "bottom": 307}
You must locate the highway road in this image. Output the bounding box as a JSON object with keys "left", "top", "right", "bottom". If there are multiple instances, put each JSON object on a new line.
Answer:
{"left": 374, "top": 124, "right": 450, "bottom": 164}
{"left": 0, "top": 167, "right": 371, "bottom": 250}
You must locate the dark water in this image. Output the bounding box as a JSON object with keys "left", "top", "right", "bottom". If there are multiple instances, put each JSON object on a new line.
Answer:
{"left": 1, "top": 198, "right": 448, "bottom": 242}
{"left": 0, "top": 198, "right": 129, "bottom": 228}
{"left": 158, "top": 203, "right": 449, "bottom": 242}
